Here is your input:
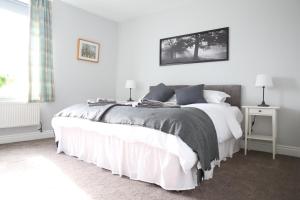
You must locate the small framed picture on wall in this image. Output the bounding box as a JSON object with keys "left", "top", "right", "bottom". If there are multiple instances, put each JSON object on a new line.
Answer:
{"left": 77, "top": 38, "right": 100, "bottom": 63}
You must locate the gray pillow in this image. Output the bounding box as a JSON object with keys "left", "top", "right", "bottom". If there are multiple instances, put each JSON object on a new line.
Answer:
{"left": 144, "top": 83, "right": 174, "bottom": 102}
{"left": 175, "top": 85, "right": 207, "bottom": 105}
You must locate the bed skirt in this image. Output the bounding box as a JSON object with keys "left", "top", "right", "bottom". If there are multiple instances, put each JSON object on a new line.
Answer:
{"left": 52, "top": 117, "right": 239, "bottom": 190}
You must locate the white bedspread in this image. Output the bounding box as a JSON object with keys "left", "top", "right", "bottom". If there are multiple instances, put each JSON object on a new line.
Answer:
{"left": 53, "top": 117, "right": 197, "bottom": 173}
{"left": 52, "top": 103, "right": 243, "bottom": 190}
{"left": 183, "top": 103, "right": 243, "bottom": 142}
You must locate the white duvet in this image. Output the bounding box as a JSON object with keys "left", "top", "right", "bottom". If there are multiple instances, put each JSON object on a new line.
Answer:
{"left": 52, "top": 103, "right": 243, "bottom": 174}
{"left": 183, "top": 103, "right": 243, "bottom": 143}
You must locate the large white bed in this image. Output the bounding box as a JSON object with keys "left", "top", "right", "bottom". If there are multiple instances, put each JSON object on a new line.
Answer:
{"left": 52, "top": 100, "right": 243, "bottom": 190}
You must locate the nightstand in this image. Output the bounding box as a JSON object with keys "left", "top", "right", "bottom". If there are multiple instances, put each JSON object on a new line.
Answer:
{"left": 242, "top": 106, "right": 280, "bottom": 159}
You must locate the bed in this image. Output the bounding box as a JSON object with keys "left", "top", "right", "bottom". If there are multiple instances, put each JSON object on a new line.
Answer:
{"left": 52, "top": 85, "right": 242, "bottom": 190}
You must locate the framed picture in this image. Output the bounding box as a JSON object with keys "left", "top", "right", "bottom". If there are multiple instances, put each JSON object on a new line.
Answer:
{"left": 160, "top": 27, "right": 229, "bottom": 66}
{"left": 77, "top": 39, "right": 100, "bottom": 63}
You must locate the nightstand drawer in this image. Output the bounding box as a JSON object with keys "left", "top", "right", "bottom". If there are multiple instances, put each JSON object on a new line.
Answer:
{"left": 249, "top": 108, "right": 273, "bottom": 115}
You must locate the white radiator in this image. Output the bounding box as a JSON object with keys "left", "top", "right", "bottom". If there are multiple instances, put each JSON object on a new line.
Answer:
{"left": 0, "top": 103, "right": 40, "bottom": 128}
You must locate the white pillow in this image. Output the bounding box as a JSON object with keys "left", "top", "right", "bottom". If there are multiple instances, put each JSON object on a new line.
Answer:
{"left": 204, "top": 90, "right": 230, "bottom": 103}
{"left": 167, "top": 90, "right": 230, "bottom": 104}
{"left": 166, "top": 94, "right": 176, "bottom": 103}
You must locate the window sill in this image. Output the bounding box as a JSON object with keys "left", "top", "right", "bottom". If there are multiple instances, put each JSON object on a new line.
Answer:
{"left": 0, "top": 98, "right": 28, "bottom": 103}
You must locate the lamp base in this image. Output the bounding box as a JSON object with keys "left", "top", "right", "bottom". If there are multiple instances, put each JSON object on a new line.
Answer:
{"left": 258, "top": 102, "right": 270, "bottom": 107}
{"left": 258, "top": 87, "right": 270, "bottom": 107}
{"left": 127, "top": 88, "right": 134, "bottom": 102}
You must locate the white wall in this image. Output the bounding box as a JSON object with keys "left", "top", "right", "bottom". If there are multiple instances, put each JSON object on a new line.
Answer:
{"left": 115, "top": 0, "right": 300, "bottom": 147}
{"left": 1, "top": 0, "right": 299, "bottom": 150}
{"left": 41, "top": 0, "right": 118, "bottom": 130}
{"left": 0, "top": 0, "right": 118, "bottom": 135}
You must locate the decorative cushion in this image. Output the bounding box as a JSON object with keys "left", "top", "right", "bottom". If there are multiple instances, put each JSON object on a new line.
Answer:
{"left": 143, "top": 83, "right": 174, "bottom": 102}
{"left": 175, "top": 85, "right": 207, "bottom": 105}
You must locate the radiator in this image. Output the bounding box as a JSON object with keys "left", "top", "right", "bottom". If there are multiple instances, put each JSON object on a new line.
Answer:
{"left": 0, "top": 103, "right": 40, "bottom": 128}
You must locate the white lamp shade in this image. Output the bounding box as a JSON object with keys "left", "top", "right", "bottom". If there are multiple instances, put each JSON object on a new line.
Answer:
{"left": 255, "top": 74, "right": 273, "bottom": 88}
{"left": 125, "top": 80, "right": 136, "bottom": 89}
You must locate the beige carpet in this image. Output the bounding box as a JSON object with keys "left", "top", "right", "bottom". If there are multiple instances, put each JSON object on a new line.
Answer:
{"left": 0, "top": 139, "right": 299, "bottom": 200}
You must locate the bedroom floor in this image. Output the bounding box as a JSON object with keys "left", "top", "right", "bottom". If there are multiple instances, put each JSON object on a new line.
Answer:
{"left": 0, "top": 139, "right": 299, "bottom": 200}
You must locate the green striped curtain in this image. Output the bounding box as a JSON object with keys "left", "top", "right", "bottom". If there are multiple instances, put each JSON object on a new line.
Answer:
{"left": 29, "top": 0, "right": 54, "bottom": 102}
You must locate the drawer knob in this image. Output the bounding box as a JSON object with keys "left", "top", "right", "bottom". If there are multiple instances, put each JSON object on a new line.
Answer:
{"left": 259, "top": 110, "right": 262, "bottom": 112}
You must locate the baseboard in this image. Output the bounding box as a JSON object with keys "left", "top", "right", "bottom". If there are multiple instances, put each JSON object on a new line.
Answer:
{"left": 240, "top": 139, "right": 300, "bottom": 158}
{"left": 0, "top": 130, "right": 55, "bottom": 144}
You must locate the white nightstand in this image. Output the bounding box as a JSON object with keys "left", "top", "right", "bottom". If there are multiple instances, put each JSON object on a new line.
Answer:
{"left": 242, "top": 106, "right": 280, "bottom": 159}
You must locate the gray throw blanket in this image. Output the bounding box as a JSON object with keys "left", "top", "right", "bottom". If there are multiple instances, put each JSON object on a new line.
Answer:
{"left": 55, "top": 103, "right": 219, "bottom": 172}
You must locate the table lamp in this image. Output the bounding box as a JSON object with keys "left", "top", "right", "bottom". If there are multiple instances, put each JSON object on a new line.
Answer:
{"left": 125, "top": 80, "right": 136, "bottom": 102}
{"left": 255, "top": 74, "right": 273, "bottom": 107}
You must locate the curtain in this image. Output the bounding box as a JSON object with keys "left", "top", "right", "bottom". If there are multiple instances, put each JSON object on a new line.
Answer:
{"left": 28, "top": 0, "right": 54, "bottom": 102}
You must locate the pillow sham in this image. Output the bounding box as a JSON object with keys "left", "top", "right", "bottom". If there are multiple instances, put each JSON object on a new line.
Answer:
{"left": 175, "top": 84, "right": 207, "bottom": 105}
{"left": 143, "top": 83, "right": 174, "bottom": 102}
{"left": 204, "top": 90, "right": 230, "bottom": 103}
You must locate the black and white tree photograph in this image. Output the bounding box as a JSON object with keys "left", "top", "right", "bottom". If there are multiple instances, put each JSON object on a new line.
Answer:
{"left": 160, "top": 27, "right": 229, "bottom": 66}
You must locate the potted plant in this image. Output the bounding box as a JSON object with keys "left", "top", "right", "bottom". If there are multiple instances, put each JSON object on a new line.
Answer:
{"left": 0, "top": 75, "right": 7, "bottom": 88}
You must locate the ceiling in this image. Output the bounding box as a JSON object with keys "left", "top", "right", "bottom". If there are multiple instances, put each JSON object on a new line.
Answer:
{"left": 60, "top": 0, "right": 195, "bottom": 22}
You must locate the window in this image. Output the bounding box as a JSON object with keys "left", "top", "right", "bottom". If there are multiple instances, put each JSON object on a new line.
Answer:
{"left": 0, "top": 0, "right": 29, "bottom": 101}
